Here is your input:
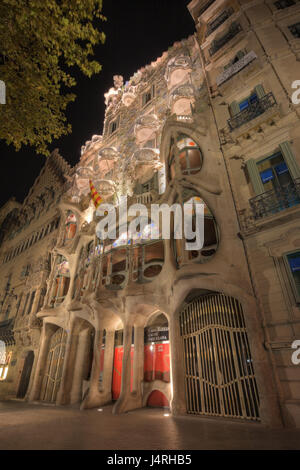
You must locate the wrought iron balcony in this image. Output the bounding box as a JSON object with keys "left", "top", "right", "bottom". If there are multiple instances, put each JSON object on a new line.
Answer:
{"left": 209, "top": 23, "right": 242, "bottom": 56}
{"left": 249, "top": 179, "right": 300, "bottom": 220}
{"left": 206, "top": 8, "right": 234, "bottom": 37}
{"left": 216, "top": 51, "right": 257, "bottom": 86}
{"left": 228, "top": 92, "right": 276, "bottom": 131}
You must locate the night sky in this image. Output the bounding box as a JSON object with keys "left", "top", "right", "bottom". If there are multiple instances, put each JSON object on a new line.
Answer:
{"left": 0, "top": 0, "right": 195, "bottom": 208}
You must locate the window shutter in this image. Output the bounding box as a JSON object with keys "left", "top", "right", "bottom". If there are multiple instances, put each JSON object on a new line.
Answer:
{"left": 279, "top": 141, "right": 300, "bottom": 179}
{"left": 246, "top": 158, "right": 265, "bottom": 195}
{"left": 229, "top": 101, "right": 240, "bottom": 116}
{"left": 254, "top": 84, "right": 265, "bottom": 99}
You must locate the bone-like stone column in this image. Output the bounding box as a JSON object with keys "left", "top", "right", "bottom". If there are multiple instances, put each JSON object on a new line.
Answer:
{"left": 28, "top": 323, "right": 52, "bottom": 401}
{"left": 169, "top": 315, "right": 186, "bottom": 415}
{"left": 113, "top": 323, "right": 144, "bottom": 414}
{"left": 132, "top": 325, "right": 144, "bottom": 397}
{"left": 100, "top": 330, "right": 115, "bottom": 402}
{"left": 70, "top": 327, "right": 90, "bottom": 404}
{"left": 56, "top": 320, "right": 76, "bottom": 405}
{"left": 80, "top": 328, "right": 104, "bottom": 409}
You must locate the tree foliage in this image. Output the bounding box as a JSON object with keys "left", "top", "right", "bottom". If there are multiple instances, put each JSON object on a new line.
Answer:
{"left": 0, "top": 0, "right": 106, "bottom": 155}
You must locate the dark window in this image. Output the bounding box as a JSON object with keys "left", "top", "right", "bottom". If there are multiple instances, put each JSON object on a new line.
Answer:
{"left": 22, "top": 293, "right": 30, "bottom": 316}
{"left": 27, "top": 291, "right": 36, "bottom": 315}
{"left": 274, "top": 0, "right": 295, "bottom": 9}
{"left": 289, "top": 22, "right": 300, "bottom": 38}
{"left": 142, "top": 85, "right": 155, "bottom": 106}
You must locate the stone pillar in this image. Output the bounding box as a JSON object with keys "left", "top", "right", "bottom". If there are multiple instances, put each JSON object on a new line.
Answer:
{"left": 80, "top": 328, "right": 104, "bottom": 409}
{"left": 100, "top": 330, "right": 115, "bottom": 402}
{"left": 113, "top": 323, "right": 132, "bottom": 414}
{"left": 70, "top": 327, "right": 90, "bottom": 404}
{"left": 169, "top": 315, "right": 186, "bottom": 415}
{"left": 28, "top": 323, "right": 51, "bottom": 401}
{"left": 132, "top": 325, "right": 144, "bottom": 397}
{"left": 56, "top": 320, "right": 75, "bottom": 405}
{"left": 113, "top": 323, "right": 144, "bottom": 414}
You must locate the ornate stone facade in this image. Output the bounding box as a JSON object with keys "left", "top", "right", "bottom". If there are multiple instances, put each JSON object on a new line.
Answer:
{"left": 0, "top": 0, "right": 299, "bottom": 428}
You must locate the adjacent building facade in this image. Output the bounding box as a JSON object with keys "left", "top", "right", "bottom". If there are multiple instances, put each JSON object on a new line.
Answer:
{"left": 0, "top": 0, "right": 299, "bottom": 427}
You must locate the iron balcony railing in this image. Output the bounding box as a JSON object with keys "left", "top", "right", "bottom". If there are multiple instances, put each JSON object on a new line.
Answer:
{"left": 206, "top": 7, "right": 234, "bottom": 37}
{"left": 249, "top": 178, "right": 300, "bottom": 220}
{"left": 209, "top": 22, "right": 242, "bottom": 56}
{"left": 228, "top": 92, "right": 276, "bottom": 131}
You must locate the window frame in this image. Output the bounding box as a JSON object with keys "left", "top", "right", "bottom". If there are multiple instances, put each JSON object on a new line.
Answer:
{"left": 142, "top": 84, "right": 155, "bottom": 108}
{"left": 283, "top": 250, "right": 300, "bottom": 304}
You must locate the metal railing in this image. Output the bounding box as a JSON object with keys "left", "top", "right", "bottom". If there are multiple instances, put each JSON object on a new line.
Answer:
{"left": 209, "top": 23, "right": 242, "bottom": 56}
{"left": 228, "top": 92, "right": 276, "bottom": 131}
{"left": 249, "top": 178, "right": 300, "bottom": 220}
{"left": 206, "top": 7, "right": 234, "bottom": 37}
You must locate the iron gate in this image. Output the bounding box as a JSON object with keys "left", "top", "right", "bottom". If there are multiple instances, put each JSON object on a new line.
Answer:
{"left": 179, "top": 293, "right": 260, "bottom": 420}
{"left": 40, "top": 328, "right": 67, "bottom": 403}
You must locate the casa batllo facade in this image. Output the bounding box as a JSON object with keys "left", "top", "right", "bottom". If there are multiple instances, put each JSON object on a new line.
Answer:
{"left": 0, "top": 0, "right": 299, "bottom": 428}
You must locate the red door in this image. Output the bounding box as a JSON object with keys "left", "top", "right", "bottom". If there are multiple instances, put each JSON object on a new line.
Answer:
{"left": 112, "top": 345, "right": 134, "bottom": 400}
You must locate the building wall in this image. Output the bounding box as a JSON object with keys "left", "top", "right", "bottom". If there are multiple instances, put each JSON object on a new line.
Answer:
{"left": 189, "top": 0, "right": 300, "bottom": 426}
{"left": 0, "top": 0, "right": 299, "bottom": 428}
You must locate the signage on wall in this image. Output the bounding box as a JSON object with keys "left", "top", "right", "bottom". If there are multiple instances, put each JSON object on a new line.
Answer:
{"left": 144, "top": 326, "right": 169, "bottom": 344}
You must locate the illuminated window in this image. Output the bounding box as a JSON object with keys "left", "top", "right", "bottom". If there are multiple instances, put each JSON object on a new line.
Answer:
{"left": 63, "top": 211, "right": 77, "bottom": 244}
{"left": 169, "top": 134, "right": 203, "bottom": 179}
{"left": 173, "top": 196, "right": 218, "bottom": 267}
{"left": 99, "top": 218, "right": 164, "bottom": 290}
{"left": 0, "top": 342, "right": 11, "bottom": 382}
{"left": 50, "top": 256, "right": 70, "bottom": 307}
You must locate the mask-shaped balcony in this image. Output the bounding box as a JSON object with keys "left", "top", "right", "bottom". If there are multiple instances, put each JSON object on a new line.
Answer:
{"left": 134, "top": 114, "right": 160, "bottom": 146}
{"left": 132, "top": 148, "right": 161, "bottom": 183}
{"left": 165, "top": 55, "right": 192, "bottom": 90}
{"left": 97, "top": 147, "right": 120, "bottom": 176}
{"left": 169, "top": 84, "right": 195, "bottom": 116}
{"left": 122, "top": 86, "right": 137, "bottom": 107}
{"left": 92, "top": 179, "right": 116, "bottom": 199}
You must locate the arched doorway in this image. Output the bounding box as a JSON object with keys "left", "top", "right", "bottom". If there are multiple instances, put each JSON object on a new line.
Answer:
{"left": 179, "top": 292, "right": 260, "bottom": 420}
{"left": 17, "top": 351, "right": 34, "bottom": 399}
{"left": 147, "top": 390, "right": 169, "bottom": 408}
{"left": 40, "top": 327, "right": 67, "bottom": 403}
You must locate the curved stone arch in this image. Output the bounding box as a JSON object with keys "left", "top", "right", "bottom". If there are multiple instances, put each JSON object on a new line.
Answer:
{"left": 160, "top": 120, "right": 206, "bottom": 168}
{"left": 44, "top": 317, "right": 67, "bottom": 331}
{"left": 143, "top": 309, "right": 170, "bottom": 328}
{"left": 160, "top": 120, "right": 222, "bottom": 198}
{"left": 142, "top": 382, "right": 171, "bottom": 408}
{"left": 169, "top": 278, "right": 280, "bottom": 425}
